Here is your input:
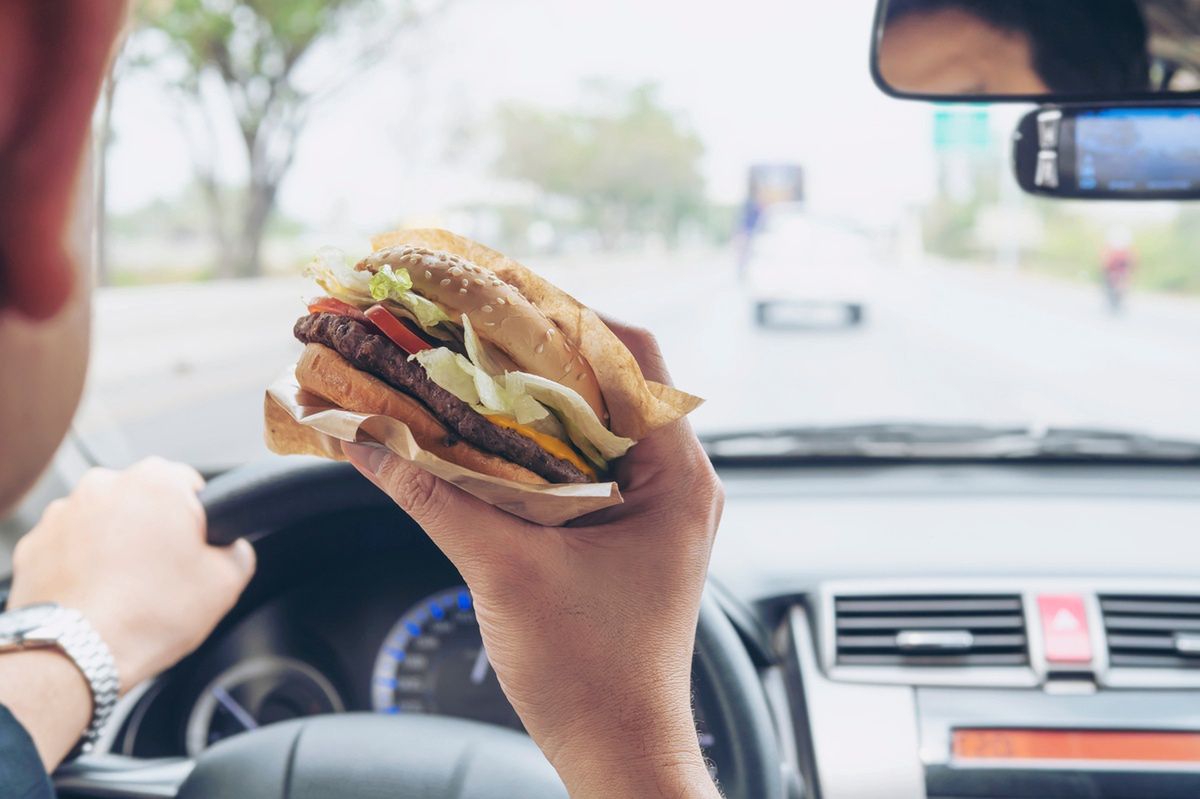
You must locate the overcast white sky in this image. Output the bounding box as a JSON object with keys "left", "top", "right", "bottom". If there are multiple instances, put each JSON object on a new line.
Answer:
{"left": 106, "top": 0, "right": 1025, "bottom": 236}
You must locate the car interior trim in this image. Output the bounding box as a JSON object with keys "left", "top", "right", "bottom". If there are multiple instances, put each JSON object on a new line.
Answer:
{"left": 785, "top": 605, "right": 925, "bottom": 799}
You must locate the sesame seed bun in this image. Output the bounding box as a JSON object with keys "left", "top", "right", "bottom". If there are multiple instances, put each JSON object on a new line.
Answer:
{"left": 288, "top": 343, "right": 548, "bottom": 485}
{"left": 357, "top": 245, "right": 608, "bottom": 423}
{"left": 369, "top": 229, "right": 704, "bottom": 442}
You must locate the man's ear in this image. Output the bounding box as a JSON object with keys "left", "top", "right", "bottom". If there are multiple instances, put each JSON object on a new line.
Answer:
{"left": 1, "top": 240, "right": 75, "bottom": 321}
{"left": 0, "top": 2, "right": 128, "bottom": 321}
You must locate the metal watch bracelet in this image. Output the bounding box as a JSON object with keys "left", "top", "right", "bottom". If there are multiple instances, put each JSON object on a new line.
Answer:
{"left": 53, "top": 607, "right": 121, "bottom": 754}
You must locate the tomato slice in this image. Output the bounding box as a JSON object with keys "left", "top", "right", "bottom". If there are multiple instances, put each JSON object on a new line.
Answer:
{"left": 307, "top": 296, "right": 367, "bottom": 321}
{"left": 365, "top": 305, "right": 433, "bottom": 353}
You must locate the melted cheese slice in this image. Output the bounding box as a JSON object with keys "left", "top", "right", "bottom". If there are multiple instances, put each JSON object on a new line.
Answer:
{"left": 484, "top": 415, "right": 597, "bottom": 480}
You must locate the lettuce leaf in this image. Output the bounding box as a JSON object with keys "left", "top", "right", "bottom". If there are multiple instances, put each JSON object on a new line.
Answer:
{"left": 306, "top": 247, "right": 450, "bottom": 331}
{"left": 504, "top": 372, "right": 635, "bottom": 464}
{"left": 414, "top": 348, "right": 488, "bottom": 406}
{"left": 461, "top": 314, "right": 502, "bottom": 376}
{"left": 414, "top": 315, "right": 635, "bottom": 468}
{"left": 414, "top": 344, "right": 553, "bottom": 427}
{"left": 368, "top": 264, "right": 413, "bottom": 298}
{"left": 307, "top": 246, "right": 374, "bottom": 303}
{"left": 368, "top": 265, "right": 450, "bottom": 329}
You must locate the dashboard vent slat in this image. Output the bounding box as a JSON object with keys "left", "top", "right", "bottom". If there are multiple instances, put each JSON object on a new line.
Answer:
{"left": 1106, "top": 634, "right": 1176, "bottom": 651}
{"left": 836, "top": 633, "right": 1027, "bottom": 650}
{"left": 836, "top": 614, "right": 1024, "bottom": 631}
{"left": 838, "top": 652, "right": 1029, "bottom": 667}
{"left": 1101, "top": 599, "right": 1200, "bottom": 617}
{"left": 1100, "top": 594, "right": 1200, "bottom": 669}
{"left": 1104, "top": 615, "right": 1200, "bottom": 633}
{"left": 833, "top": 594, "right": 1029, "bottom": 668}
{"left": 1109, "top": 653, "right": 1200, "bottom": 669}
{"left": 835, "top": 597, "right": 1021, "bottom": 614}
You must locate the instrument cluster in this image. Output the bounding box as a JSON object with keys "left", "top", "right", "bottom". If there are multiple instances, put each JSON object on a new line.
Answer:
{"left": 109, "top": 532, "right": 725, "bottom": 781}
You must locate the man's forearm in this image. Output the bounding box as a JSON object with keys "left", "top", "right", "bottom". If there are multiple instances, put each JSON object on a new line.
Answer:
{"left": 564, "top": 753, "right": 721, "bottom": 799}
{"left": 544, "top": 705, "right": 722, "bottom": 799}
{"left": 0, "top": 650, "right": 92, "bottom": 770}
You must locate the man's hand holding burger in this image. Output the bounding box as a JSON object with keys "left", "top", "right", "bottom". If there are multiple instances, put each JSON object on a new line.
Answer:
{"left": 273, "top": 221, "right": 715, "bottom": 791}
{"left": 344, "top": 321, "right": 723, "bottom": 799}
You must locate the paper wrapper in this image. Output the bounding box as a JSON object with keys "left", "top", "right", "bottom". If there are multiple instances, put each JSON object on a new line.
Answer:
{"left": 265, "top": 370, "right": 623, "bottom": 526}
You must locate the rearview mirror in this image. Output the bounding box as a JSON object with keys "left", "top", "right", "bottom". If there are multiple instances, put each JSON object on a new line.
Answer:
{"left": 1013, "top": 104, "right": 1200, "bottom": 199}
{"left": 871, "top": 0, "right": 1200, "bottom": 102}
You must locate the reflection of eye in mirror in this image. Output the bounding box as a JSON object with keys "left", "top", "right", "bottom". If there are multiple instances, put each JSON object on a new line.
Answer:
{"left": 872, "top": 0, "right": 1198, "bottom": 101}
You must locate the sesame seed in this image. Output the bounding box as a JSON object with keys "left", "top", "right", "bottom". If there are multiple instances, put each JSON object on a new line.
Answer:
{"left": 495, "top": 297, "right": 506, "bottom": 305}
{"left": 535, "top": 343, "right": 545, "bottom": 354}
{"left": 461, "top": 278, "right": 469, "bottom": 287}
{"left": 439, "top": 278, "right": 451, "bottom": 287}
{"left": 424, "top": 270, "right": 432, "bottom": 280}
{"left": 546, "top": 329, "right": 554, "bottom": 338}
{"left": 562, "top": 364, "right": 572, "bottom": 376}
{"left": 485, "top": 321, "right": 496, "bottom": 327}
{"left": 459, "top": 288, "right": 468, "bottom": 294}
{"left": 473, "top": 278, "right": 485, "bottom": 285}
{"left": 482, "top": 305, "right": 494, "bottom": 313}
{"left": 449, "top": 266, "right": 463, "bottom": 276}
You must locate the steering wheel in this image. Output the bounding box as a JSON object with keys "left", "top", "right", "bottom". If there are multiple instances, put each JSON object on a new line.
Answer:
{"left": 49, "top": 458, "right": 783, "bottom": 799}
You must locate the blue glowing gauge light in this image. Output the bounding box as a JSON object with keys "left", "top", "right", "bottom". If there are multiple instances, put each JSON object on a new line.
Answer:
{"left": 371, "top": 585, "right": 524, "bottom": 731}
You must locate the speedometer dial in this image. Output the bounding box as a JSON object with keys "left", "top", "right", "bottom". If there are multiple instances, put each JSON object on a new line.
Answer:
{"left": 185, "top": 656, "right": 343, "bottom": 756}
{"left": 373, "top": 585, "right": 723, "bottom": 779}
{"left": 371, "top": 586, "right": 523, "bottom": 731}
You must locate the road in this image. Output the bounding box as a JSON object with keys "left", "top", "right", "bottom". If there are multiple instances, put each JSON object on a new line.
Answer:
{"left": 78, "top": 248, "right": 1200, "bottom": 473}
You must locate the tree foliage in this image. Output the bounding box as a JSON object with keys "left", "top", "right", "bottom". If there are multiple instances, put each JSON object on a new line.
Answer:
{"left": 494, "top": 84, "right": 706, "bottom": 248}
{"left": 130, "top": 0, "right": 440, "bottom": 277}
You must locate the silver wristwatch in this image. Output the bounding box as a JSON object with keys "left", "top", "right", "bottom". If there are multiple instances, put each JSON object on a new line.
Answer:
{"left": 0, "top": 602, "right": 120, "bottom": 754}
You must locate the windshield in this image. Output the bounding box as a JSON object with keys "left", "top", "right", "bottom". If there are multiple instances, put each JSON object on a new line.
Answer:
{"left": 78, "top": 0, "right": 1200, "bottom": 472}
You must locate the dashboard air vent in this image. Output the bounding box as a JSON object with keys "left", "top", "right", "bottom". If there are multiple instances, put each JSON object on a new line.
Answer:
{"left": 1100, "top": 595, "right": 1200, "bottom": 669}
{"left": 834, "top": 594, "right": 1028, "bottom": 667}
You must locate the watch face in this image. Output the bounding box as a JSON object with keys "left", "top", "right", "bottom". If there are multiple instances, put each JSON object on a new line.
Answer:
{"left": 0, "top": 603, "right": 59, "bottom": 638}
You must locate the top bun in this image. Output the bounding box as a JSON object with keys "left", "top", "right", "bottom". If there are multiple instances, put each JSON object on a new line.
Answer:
{"left": 358, "top": 245, "right": 608, "bottom": 422}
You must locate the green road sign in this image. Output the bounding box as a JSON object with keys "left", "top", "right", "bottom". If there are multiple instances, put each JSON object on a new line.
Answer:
{"left": 933, "top": 107, "right": 992, "bottom": 151}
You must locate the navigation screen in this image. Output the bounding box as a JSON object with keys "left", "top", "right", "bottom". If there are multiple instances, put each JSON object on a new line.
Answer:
{"left": 1075, "top": 108, "right": 1200, "bottom": 192}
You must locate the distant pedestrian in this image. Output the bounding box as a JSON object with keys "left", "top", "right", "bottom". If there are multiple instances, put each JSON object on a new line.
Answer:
{"left": 736, "top": 196, "right": 763, "bottom": 280}
{"left": 1101, "top": 227, "right": 1136, "bottom": 314}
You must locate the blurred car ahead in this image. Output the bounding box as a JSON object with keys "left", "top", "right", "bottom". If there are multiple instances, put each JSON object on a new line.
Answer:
{"left": 742, "top": 202, "right": 880, "bottom": 328}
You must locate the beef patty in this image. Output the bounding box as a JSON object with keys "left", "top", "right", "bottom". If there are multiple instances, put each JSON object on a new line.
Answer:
{"left": 294, "top": 312, "right": 592, "bottom": 484}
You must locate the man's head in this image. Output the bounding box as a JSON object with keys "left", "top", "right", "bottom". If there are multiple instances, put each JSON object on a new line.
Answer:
{"left": 0, "top": 3, "right": 128, "bottom": 512}
{"left": 879, "top": 0, "right": 1150, "bottom": 96}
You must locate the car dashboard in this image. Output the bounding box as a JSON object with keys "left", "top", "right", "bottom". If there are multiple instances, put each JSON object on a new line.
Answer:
{"left": 719, "top": 461, "right": 1200, "bottom": 799}
{"left": 99, "top": 498, "right": 741, "bottom": 789}
{"left": 88, "top": 459, "right": 1200, "bottom": 799}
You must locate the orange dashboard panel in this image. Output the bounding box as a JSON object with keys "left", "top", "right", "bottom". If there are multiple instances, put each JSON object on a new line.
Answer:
{"left": 954, "top": 729, "right": 1200, "bottom": 763}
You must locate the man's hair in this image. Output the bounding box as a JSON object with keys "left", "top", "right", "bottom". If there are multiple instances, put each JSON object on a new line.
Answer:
{"left": 885, "top": 0, "right": 1150, "bottom": 94}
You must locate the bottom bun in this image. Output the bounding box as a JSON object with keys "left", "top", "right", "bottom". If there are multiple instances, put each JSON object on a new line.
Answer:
{"left": 292, "top": 343, "right": 549, "bottom": 485}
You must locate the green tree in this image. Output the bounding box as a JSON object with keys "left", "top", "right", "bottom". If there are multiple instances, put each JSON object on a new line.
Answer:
{"left": 128, "top": 0, "right": 444, "bottom": 278}
{"left": 494, "top": 83, "right": 706, "bottom": 248}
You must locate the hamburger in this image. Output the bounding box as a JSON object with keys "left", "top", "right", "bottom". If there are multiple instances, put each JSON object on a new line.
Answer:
{"left": 275, "top": 230, "right": 650, "bottom": 485}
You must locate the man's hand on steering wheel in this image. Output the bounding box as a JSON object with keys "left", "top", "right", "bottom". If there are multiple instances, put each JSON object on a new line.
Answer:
{"left": 4, "top": 458, "right": 256, "bottom": 767}
{"left": 344, "top": 320, "right": 724, "bottom": 799}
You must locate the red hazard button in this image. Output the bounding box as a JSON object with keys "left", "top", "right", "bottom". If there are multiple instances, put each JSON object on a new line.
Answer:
{"left": 1037, "top": 594, "right": 1092, "bottom": 664}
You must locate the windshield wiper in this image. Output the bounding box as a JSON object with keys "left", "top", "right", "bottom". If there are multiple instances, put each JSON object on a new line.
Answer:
{"left": 700, "top": 423, "right": 1200, "bottom": 464}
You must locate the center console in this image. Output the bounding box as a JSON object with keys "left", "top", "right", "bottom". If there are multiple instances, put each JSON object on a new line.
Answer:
{"left": 781, "top": 578, "right": 1200, "bottom": 799}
